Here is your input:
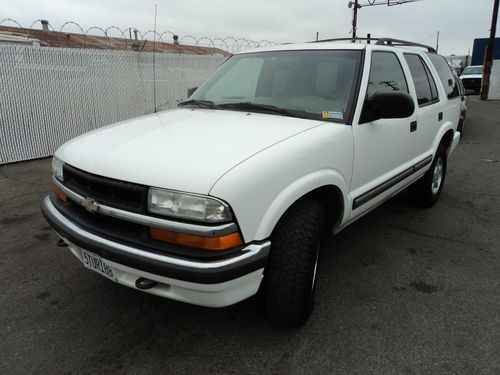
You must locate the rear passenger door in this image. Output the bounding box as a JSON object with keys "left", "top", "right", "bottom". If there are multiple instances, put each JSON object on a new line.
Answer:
{"left": 403, "top": 53, "right": 441, "bottom": 162}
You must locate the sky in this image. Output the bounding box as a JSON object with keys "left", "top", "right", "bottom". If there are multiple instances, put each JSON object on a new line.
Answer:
{"left": 1, "top": 0, "right": 498, "bottom": 56}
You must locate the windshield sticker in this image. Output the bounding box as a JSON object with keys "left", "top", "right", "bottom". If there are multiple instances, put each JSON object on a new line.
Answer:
{"left": 322, "top": 111, "right": 343, "bottom": 120}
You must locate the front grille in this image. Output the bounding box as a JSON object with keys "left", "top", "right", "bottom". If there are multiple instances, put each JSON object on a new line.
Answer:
{"left": 51, "top": 194, "right": 243, "bottom": 260}
{"left": 462, "top": 78, "right": 480, "bottom": 84}
{"left": 63, "top": 164, "right": 149, "bottom": 213}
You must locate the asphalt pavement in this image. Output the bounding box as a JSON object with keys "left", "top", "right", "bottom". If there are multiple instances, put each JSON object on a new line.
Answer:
{"left": 0, "top": 97, "right": 498, "bottom": 374}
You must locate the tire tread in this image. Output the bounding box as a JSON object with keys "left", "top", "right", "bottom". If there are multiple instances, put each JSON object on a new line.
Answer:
{"left": 264, "top": 199, "right": 324, "bottom": 327}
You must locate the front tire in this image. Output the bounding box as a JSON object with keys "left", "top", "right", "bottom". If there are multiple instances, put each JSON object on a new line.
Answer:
{"left": 263, "top": 199, "right": 325, "bottom": 328}
{"left": 408, "top": 144, "right": 447, "bottom": 207}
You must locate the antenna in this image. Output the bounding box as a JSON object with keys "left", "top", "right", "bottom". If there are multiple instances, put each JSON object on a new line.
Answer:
{"left": 153, "top": 4, "right": 158, "bottom": 113}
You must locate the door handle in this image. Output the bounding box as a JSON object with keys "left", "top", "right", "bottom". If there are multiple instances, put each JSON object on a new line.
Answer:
{"left": 438, "top": 112, "right": 443, "bottom": 121}
{"left": 410, "top": 121, "right": 417, "bottom": 132}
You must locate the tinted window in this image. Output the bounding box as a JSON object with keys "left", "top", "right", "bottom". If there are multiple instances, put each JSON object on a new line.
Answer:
{"left": 452, "top": 69, "right": 465, "bottom": 96}
{"left": 404, "top": 54, "right": 438, "bottom": 106}
{"left": 367, "top": 52, "right": 408, "bottom": 97}
{"left": 427, "top": 53, "right": 460, "bottom": 99}
{"left": 422, "top": 59, "right": 439, "bottom": 100}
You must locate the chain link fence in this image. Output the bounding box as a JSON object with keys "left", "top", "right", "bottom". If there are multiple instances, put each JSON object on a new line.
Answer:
{"left": 0, "top": 45, "right": 226, "bottom": 164}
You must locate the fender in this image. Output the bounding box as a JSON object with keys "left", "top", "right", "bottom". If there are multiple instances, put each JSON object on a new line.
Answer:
{"left": 432, "top": 120, "right": 456, "bottom": 156}
{"left": 253, "top": 169, "right": 350, "bottom": 241}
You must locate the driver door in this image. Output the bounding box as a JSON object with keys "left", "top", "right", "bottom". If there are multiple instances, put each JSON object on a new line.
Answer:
{"left": 349, "top": 50, "right": 418, "bottom": 221}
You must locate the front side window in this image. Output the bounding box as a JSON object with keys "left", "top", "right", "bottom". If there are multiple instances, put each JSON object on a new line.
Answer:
{"left": 404, "top": 54, "right": 439, "bottom": 106}
{"left": 367, "top": 51, "right": 408, "bottom": 97}
{"left": 427, "top": 53, "right": 460, "bottom": 99}
{"left": 189, "top": 50, "right": 363, "bottom": 123}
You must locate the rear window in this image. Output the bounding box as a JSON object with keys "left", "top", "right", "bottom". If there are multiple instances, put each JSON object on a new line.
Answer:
{"left": 426, "top": 53, "right": 460, "bottom": 99}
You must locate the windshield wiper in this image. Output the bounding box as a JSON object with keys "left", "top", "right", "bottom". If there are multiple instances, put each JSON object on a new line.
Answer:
{"left": 217, "top": 102, "right": 309, "bottom": 118}
{"left": 178, "top": 99, "right": 218, "bottom": 109}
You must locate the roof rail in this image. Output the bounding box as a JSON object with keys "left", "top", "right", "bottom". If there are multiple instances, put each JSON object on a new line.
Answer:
{"left": 312, "top": 37, "right": 436, "bottom": 53}
{"left": 374, "top": 38, "right": 436, "bottom": 52}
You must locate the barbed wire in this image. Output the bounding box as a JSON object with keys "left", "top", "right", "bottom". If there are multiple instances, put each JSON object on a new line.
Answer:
{"left": 0, "top": 18, "right": 280, "bottom": 54}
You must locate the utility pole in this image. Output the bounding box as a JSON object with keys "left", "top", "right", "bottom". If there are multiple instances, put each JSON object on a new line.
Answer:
{"left": 349, "top": 0, "right": 362, "bottom": 42}
{"left": 481, "top": 0, "right": 499, "bottom": 100}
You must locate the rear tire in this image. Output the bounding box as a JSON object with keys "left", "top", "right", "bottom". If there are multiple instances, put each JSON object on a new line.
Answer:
{"left": 408, "top": 144, "right": 447, "bottom": 207}
{"left": 263, "top": 199, "right": 325, "bottom": 328}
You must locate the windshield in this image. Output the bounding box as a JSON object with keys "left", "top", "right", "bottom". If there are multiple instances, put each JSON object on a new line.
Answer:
{"left": 462, "top": 66, "right": 483, "bottom": 75}
{"left": 187, "top": 50, "right": 362, "bottom": 123}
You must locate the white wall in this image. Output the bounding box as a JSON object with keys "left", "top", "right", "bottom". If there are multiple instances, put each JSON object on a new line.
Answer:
{"left": 488, "top": 59, "right": 500, "bottom": 100}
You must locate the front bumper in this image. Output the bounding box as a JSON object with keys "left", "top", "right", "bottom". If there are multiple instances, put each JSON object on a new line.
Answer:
{"left": 41, "top": 196, "right": 270, "bottom": 307}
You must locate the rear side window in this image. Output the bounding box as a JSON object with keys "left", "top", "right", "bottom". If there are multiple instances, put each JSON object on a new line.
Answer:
{"left": 367, "top": 52, "right": 408, "bottom": 97}
{"left": 451, "top": 69, "right": 465, "bottom": 96}
{"left": 404, "top": 54, "right": 439, "bottom": 106}
{"left": 427, "top": 53, "right": 460, "bottom": 99}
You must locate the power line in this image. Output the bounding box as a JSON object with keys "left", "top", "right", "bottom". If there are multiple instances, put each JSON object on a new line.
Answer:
{"left": 418, "top": 31, "right": 438, "bottom": 44}
{"left": 360, "top": 0, "right": 424, "bottom": 6}
{"left": 348, "top": 0, "right": 426, "bottom": 41}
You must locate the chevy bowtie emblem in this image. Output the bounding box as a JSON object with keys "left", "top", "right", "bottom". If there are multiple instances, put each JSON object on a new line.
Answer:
{"left": 81, "top": 197, "right": 98, "bottom": 213}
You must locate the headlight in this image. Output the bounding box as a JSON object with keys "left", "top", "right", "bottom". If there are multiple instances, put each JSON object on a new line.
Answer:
{"left": 52, "top": 156, "right": 64, "bottom": 181}
{"left": 148, "top": 188, "right": 232, "bottom": 223}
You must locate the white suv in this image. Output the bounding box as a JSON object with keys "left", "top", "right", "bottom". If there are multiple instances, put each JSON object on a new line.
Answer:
{"left": 42, "top": 38, "right": 461, "bottom": 327}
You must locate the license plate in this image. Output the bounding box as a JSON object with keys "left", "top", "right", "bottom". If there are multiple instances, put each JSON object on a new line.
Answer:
{"left": 82, "top": 250, "right": 117, "bottom": 282}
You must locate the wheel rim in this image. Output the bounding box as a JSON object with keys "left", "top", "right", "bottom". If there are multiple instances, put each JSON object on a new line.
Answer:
{"left": 431, "top": 157, "right": 444, "bottom": 195}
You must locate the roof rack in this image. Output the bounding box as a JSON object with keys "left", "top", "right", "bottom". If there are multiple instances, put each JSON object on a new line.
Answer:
{"left": 312, "top": 37, "right": 436, "bottom": 53}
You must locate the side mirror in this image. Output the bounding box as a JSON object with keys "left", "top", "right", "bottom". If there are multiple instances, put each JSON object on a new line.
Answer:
{"left": 464, "top": 89, "right": 475, "bottom": 96}
{"left": 187, "top": 87, "right": 198, "bottom": 97}
{"left": 361, "top": 91, "right": 415, "bottom": 123}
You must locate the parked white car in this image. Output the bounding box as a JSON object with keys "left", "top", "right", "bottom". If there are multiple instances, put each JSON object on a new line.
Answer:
{"left": 460, "top": 65, "right": 483, "bottom": 94}
{"left": 453, "top": 69, "right": 469, "bottom": 134}
{"left": 42, "top": 38, "right": 461, "bottom": 327}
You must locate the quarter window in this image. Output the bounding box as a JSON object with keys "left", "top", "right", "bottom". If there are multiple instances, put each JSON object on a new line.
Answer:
{"left": 427, "top": 53, "right": 460, "bottom": 99}
{"left": 404, "top": 54, "right": 439, "bottom": 106}
{"left": 367, "top": 52, "right": 408, "bottom": 97}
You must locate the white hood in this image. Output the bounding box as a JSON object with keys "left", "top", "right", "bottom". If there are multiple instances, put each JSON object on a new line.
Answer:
{"left": 56, "top": 108, "right": 322, "bottom": 194}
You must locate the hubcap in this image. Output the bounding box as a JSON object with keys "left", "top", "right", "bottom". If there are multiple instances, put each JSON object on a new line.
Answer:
{"left": 431, "top": 157, "right": 444, "bottom": 195}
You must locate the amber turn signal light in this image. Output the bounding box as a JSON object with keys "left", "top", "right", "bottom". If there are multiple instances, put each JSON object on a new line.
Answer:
{"left": 54, "top": 185, "right": 67, "bottom": 203}
{"left": 149, "top": 227, "right": 243, "bottom": 251}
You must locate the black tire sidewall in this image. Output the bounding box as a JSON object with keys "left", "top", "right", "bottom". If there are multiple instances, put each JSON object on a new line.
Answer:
{"left": 263, "top": 199, "right": 324, "bottom": 327}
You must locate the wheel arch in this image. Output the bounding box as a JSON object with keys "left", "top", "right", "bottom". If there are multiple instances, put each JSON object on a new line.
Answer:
{"left": 253, "top": 170, "right": 349, "bottom": 240}
{"left": 440, "top": 128, "right": 455, "bottom": 154}
{"left": 302, "top": 185, "right": 344, "bottom": 233}
{"left": 432, "top": 122, "right": 455, "bottom": 157}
